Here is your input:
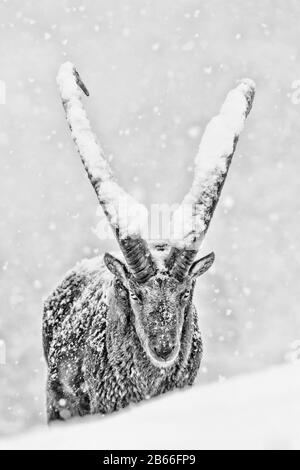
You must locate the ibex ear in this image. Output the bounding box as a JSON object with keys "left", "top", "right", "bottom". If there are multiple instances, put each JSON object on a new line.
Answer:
{"left": 104, "top": 253, "right": 129, "bottom": 282}
{"left": 188, "top": 252, "right": 215, "bottom": 279}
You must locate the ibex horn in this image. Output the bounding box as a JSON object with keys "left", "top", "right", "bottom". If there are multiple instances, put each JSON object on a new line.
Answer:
{"left": 57, "top": 62, "right": 156, "bottom": 283}
{"left": 167, "top": 79, "right": 256, "bottom": 281}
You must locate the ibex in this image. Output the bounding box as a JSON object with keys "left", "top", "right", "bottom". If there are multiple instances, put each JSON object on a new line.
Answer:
{"left": 43, "top": 62, "right": 255, "bottom": 421}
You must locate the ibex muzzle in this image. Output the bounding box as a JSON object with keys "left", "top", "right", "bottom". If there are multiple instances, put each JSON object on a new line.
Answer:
{"left": 43, "top": 62, "right": 255, "bottom": 421}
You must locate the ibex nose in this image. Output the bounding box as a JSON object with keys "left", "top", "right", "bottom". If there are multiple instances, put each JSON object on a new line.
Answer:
{"left": 152, "top": 345, "right": 174, "bottom": 361}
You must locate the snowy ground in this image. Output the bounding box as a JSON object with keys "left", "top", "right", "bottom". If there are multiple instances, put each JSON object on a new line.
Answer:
{"left": 1, "top": 363, "right": 300, "bottom": 450}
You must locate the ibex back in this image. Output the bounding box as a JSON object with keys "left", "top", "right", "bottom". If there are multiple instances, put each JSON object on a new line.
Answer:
{"left": 44, "top": 62, "right": 255, "bottom": 421}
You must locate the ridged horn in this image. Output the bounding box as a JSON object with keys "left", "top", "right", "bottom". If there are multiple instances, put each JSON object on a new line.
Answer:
{"left": 57, "top": 62, "right": 156, "bottom": 283}
{"left": 167, "top": 79, "right": 256, "bottom": 280}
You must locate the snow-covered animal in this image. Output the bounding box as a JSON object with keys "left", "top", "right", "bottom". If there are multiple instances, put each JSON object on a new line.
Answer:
{"left": 43, "top": 62, "right": 255, "bottom": 421}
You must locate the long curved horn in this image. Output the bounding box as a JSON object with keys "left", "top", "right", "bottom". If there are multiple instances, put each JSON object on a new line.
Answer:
{"left": 57, "top": 62, "right": 156, "bottom": 283}
{"left": 167, "top": 79, "right": 256, "bottom": 281}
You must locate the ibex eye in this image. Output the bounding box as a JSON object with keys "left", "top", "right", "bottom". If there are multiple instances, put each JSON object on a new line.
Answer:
{"left": 130, "top": 292, "right": 140, "bottom": 301}
{"left": 181, "top": 290, "right": 190, "bottom": 301}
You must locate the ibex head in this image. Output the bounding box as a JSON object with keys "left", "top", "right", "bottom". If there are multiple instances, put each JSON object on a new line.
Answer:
{"left": 57, "top": 62, "right": 255, "bottom": 367}
{"left": 104, "top": 249, "right": 214, "bottom": 366}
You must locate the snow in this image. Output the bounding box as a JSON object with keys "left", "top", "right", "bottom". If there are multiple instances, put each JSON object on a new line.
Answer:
{"left": 1, "top": 363, "right": 300, "bottom": 450}
{"left": 171, "top": 79, "right": 255, "bottom": 248}
{"left": 57, "top": 62, "right": 112, "bottom": 182}
{"left": 196, "top": 79, "right": 255, "bottom": 172}
{"left": 95, "top": 180, "right": 148, "bottom": 238}
{"left": 57, "top": 62, "right": 148, "bottom": 239}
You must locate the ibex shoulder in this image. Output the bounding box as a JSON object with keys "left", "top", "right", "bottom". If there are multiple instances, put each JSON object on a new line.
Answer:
{"left": 43, "top": 255, "right": 114, "bottom": 360}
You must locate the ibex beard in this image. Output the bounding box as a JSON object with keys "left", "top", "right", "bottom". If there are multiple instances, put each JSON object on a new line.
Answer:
{"left": 43, "top": 63, "right": 255, "bottom": 422}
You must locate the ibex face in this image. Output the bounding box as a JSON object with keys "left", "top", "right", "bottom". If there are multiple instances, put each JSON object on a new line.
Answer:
{"left": 104, "top": 250, "right": 215, "bottom": 367}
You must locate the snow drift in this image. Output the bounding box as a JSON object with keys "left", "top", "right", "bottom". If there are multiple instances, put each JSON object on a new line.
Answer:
{"left": 1, "top": 363, "right": 299, "bottom": 450}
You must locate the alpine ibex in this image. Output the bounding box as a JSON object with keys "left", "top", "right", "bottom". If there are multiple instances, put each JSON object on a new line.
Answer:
{"left": 43, "top": 62, "right": 255, "bottom": 421}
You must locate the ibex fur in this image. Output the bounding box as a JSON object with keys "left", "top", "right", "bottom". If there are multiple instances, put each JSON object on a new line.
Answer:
{"left": 43, "top": 62, "right": 255, "bottom": 421}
